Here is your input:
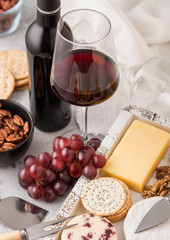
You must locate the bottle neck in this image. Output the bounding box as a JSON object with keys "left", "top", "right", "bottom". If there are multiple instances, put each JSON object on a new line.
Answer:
{"left": 37, "top": 9, "right": 60, "bottom": 28}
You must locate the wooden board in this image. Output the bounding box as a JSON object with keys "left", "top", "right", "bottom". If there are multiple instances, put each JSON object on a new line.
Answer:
{"left": 42, "top": 106, "right": 170, "bottom": 240}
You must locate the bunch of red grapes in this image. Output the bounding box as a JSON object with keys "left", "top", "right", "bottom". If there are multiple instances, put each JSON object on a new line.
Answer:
{"left": 18, "top": 135, "right": 106, "bottom": 203}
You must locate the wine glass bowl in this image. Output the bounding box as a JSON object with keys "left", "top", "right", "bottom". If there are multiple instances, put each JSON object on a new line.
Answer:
{"left": 51, "top": 48, "right": 119, "bottom": 106}
{"left": 51, "top": 9, "right": 119, "bottom": 138}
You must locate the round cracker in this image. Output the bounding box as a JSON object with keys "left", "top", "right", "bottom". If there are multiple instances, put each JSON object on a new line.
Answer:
{"left": 0, "top": 49, "right": 29, "bottom": 80}
{"left": 81, "top": 177, "right": 130, "bottom": 217}
{"left": 0, "top": 67, "right": 15, "bottom": 99}
{"left": 107, "top": 200, "right": 132, "bottom": 222}
{"left": 105, "top": 180, "right": 132, "bottom": 217}
{"left": 15, "top": 77, "right": 29, "bottom": 87}
{"left": 14, "top": 84, "right": 28, "bottom": 91}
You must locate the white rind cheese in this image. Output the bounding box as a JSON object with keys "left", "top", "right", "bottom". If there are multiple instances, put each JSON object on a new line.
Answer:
{"left": 61, "top": 213, "right": 118, "bottom": 240}
{"left": 124, "top": 197, "right": 170, "bottom": 240}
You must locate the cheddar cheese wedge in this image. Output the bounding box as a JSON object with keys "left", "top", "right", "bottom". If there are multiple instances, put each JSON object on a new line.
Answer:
{"left": 103, "top": 120, "right": 170, "bottom": 192}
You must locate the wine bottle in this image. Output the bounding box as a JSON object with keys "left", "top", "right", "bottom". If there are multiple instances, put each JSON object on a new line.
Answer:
{"left": 25, "top": 0, "right": 71, "bottom": 132}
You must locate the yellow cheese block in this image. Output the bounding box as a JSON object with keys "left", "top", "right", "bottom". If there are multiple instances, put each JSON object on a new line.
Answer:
{"left": 103, "top": 120, "right": 170, "bottom": 192}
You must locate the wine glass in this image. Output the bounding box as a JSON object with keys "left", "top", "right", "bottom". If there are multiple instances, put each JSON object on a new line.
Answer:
{"left": 51, "top": 9, "right": 119, "bottom": 140}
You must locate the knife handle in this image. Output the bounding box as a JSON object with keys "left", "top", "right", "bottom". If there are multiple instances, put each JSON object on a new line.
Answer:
{"left": 0, "top": 230, "right": 22, "bottom": 240}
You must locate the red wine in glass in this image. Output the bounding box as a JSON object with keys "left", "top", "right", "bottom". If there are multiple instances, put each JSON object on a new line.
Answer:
{"left": 51, "top": 49, "right": 119, "bottom": 107}
{"left": 51, "top": 9, "right": 119, "bottom": 140}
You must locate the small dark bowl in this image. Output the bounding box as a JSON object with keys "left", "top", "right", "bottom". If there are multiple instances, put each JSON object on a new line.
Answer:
{"left": 0, "top": 100, "right": 34, "bottom": 167}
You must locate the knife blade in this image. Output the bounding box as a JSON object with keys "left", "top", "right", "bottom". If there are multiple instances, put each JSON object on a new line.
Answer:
{"left": 0, "top": 197, "right": 48, "bottom": 230}
{"left": 135, "top": 193, "right": 170, "bottom": 233}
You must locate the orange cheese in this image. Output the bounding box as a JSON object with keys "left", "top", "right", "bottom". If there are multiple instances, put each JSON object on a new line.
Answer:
{"left": 103, "top": 120, "right": 170, "bottom": 192}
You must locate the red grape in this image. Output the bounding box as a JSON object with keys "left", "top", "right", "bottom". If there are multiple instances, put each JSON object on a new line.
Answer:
{"left": 58, "top": 137, "right": 70, "bottom": 150}
{"left": 88, "top": 138, "right": 101, "bottom": 151}
{"left": 44, "top": 169, "right": 57, "bottom": 184}
{"left": 61, "top": 146, "right": 75, "bottom": 163}
{"left": 19, "top": 133, "right": 104, "bottom": 204}
{"left": 70, "top": 138, "right": 84, "bottom": 151}
{"left": 44, "top": 186, "right": 57, "bottom": 202}
{"left": 77, "top": 150, "right": 90, "bottom": 166}
{"left": 65, "top": 162, "right": 72, "bottom": 168}
{"left": 24, "top": 155, "right": 37, "bottom": 168}
{"left": 25, "top": 203, "right": 41, "bottom": 214}
{"left": 69, "top": 162, "right": 83, "bottom": 178}
{"left": 70, "top": 177, "right": 78, "bottom": 186}
{"left": 83, "top": 164, "right": 97, "bottom": 180}
{"left": 27, "top": 184, "right": 44, "bottom": 199}
{"left": 70, "top": 134, "right": 82, "bottom": 140}
{"left": 18, "top": 179, "right": 29, "bottom": 189}
{"left": 53, "top": 180, "right": 68, "bottom": 195}
{"left": 29, "top": 163, "right": 45, "bottom": 180}
{"left": 38, "top": 152, "right": 52, "bottom": 168}
{"left": 82, "top": 145, "right": 95, "bottom": 158}
{"left": 53, "top": 136, "right": 62, "bottom": 151}
{"left": 27, "top": 184, "right": 34, "bottom": 197}
{"left": 92, "top": 154, "right": 106, "bottom": 168}
{"left": 59, "top": 168, "right": 72, "bottom": 183}
{"left": 52, "top": 150, "right": 62, "bottom": 159}
{"left": 19, "top": 168, "right": 34, "bottom": 184}
{"left": 51, "top": 157, "right": 65, "bottom": 172}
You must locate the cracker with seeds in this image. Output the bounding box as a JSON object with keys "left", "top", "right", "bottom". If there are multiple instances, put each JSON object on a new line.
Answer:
{"left": 15, "top": 77, "right": 29, "bottom": 87}
{"left": 81, "top": 177, "right": 132, "bottom": 222}
{"left": 14, "top": 84, "right": 29, "bottom": 91}
{"left": 0, "top": 49, "right": 29, "bottom": 80}
{"left": 0, "top": 67, "right": 15, "bottom": 99}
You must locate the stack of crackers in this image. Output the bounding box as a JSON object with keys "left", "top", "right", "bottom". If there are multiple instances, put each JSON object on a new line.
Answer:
{"left": 81, "top": 177, "right": 132, "bottom": 222}
{"left": 0, "top": 49, "right": 29, "bottom": 99}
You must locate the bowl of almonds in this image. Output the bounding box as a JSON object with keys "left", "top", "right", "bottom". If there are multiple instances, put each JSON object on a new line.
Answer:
{"left": 0, "top": 0, "right": 24, "bottom": 37}
{"left": 0, "top": 99, "right": 34, "bottom": 167}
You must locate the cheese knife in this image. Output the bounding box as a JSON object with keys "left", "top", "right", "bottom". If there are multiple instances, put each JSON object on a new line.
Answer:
{"left": 0, "top": 215, "right": 77, "bottom": 240}
{"left": 135, "top": 193, "right": 170, "bottom": 233}
{"left": 0, "top": 196, "right": 48, "bottom": 230}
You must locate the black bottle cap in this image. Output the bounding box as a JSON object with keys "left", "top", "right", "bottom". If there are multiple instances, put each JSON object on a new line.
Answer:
{"left": 37, "top": 0, "right": 60, "bottom": 12}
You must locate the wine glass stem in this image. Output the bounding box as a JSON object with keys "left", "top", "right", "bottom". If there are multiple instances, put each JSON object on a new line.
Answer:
{"left": 82, "top": 107, "right": 88, "bottom": 141}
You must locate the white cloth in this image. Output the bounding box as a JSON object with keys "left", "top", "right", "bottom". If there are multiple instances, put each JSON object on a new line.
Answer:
{"left": 61, "top": 0, "right": 170, "bottom": 136}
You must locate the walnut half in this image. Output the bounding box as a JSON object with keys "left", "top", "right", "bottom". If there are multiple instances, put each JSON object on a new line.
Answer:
{"left": 142, "top": 167, "right": 170, "bottom": 199}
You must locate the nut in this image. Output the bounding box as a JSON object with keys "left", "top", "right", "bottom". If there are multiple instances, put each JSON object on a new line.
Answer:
{"left": 18, "top": 127, "right": 25, "bottom": 137}
{"left": 0, "top": 109, "right": 12, "bottom": 118}
{"left": 4, "top": 126, "right": 11, "bottom": 135}
{"left": 13, "top": 114, "right": 24, "bottom": 127}
{"left": 160, "top": 190, "right": 169, "bottom": 197}
{"left": 156, "top": 166, "right": 170, "bottom": 179}
{"left": 0, "top": 102, "right": 30, "bottom": 151}
{"left": 2, "top": 142, "right": 16, "bottom": 151}
{"left": 23, "top": 121, "right": 29, "bottom": 134}
{"left": 6, "top": 133, "right": 23, "bottom": 143}
{"left": 0, "top": 0, "right": 19, "bottom": 34}
{"left": 5, "top": 118, "right": 19, "bottom": 131}
{"left": 0, "top": 128, "right": 8, "bottom": 139}
{"left": 0, "top": 0, "right": 18, "bottom": 11}
{"left": 142, "top": 169, "right": 170, "bottom": 199}
{"left": 0, "top": 132, "right": 5, "bottom": 141}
